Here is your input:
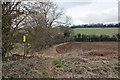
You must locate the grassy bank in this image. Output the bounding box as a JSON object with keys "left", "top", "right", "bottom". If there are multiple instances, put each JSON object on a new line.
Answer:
{"left": 73, "top": 28, "right": 119, "bottom": 37}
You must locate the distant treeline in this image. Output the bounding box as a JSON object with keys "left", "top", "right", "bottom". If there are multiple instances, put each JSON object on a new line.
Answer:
{"left": 74, "top": 34, "right": 120, "bottom": 42}
{"left": 71, "top": 23, "right": 120, "bottom": 28}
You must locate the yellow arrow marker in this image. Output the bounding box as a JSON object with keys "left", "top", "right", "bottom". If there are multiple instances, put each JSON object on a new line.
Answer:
{"left": 23, "top": 35, "right": 26, "bottom": 42}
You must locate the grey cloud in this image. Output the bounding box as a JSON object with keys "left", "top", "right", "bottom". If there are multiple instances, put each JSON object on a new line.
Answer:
{"left": 77, "top": 13, "right": 118, "bottom": 24}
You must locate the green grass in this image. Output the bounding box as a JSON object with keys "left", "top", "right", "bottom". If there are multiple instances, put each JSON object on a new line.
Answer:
{"left": 73, "top": 28, "right": 119, "bottom": 37}
{"left": 6, "top": 43, "right": 31, "bottom": 57}
{"left": 41, "top": 71, "right": 49, "bottom": 78}
{"left": 6, "top": 43, "right": 24, "bottom": 57}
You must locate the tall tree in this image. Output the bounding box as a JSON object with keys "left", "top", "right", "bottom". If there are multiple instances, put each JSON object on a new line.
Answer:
{"left": 2, "top": 2, "right": 27, "bottom": 57}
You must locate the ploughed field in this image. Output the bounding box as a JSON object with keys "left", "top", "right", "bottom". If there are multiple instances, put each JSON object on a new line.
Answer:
{"left": 55, "top": 42, "right": 119, "bottom": 78}
{"left": 2, "top": 42, "right": 120, "bottom": 78}
{"left": 56, "top": 42, "right": 118, "bottom": 58}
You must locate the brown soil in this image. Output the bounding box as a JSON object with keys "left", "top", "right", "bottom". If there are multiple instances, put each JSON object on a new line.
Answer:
{"left": 56, "top": 42, "right": 118, "bottom": 59}
{"left": 54, "top": 42, "right": 119, "bottom": 78}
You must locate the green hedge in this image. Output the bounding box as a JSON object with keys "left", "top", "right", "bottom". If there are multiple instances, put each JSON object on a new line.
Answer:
{"left": 74, "top": 34, "right": 119, "bottom": 42}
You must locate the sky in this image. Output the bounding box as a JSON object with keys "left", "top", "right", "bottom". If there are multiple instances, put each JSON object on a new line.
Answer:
{"left": 52, "top": 0, "right": 119, "bottom": 25}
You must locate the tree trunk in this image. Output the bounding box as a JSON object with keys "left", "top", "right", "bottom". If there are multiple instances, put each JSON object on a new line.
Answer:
{"left": 2, "top": 48, "right": 6, "bottom": 58}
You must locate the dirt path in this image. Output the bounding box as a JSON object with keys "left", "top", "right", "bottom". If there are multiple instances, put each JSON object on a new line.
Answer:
{"left": 39, "top": 43, "right": 68, "bottom": 59}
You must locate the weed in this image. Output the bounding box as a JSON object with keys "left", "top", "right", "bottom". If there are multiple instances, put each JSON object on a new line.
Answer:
{"left": 41, "top": 72, "right": 49, "bottom": 78}
{"left": 82, "top": 64, "right": 87, "bottom": 68}
{"left": 56, "top": 64, "right": 62, "bottom": 68}
{"left": 2, "top": 76, "right": 4, "bottom": 79}
{"left": 53, "top": 67, "right": 57, "bottom": 72}
{"left": 20, "top": 70, "right": 24, "bottom": 74}
{"left": 116, "top": 61, "right": 120, "bottom": 66}
{"left": 42, "top": 57, "right": 49, "bottom": 60}
{"left": 75, "top": 65, "right": 80, "bottom": 68}
{"left": 6, "top": 59, "right": 10, "bottom": 62}
{"left": 53, "top": 58, "right": 62, "bottom": 68}
{"left": 53, "top": 59, "right": 62, "bottom": 65}
{"left": 36, "top": 57, "right": 40, "bottom": 61}
{"left": 74, "top": 61, "right": 80, "bottom": 65}
{"left": 13, "top": 58, "right": 17, "bottom": 61}
{"left": 10, "top": 63, "right": 15, "bottom": 67}
{"left": 64, "top": 62, "right": 72, "bottom": 68}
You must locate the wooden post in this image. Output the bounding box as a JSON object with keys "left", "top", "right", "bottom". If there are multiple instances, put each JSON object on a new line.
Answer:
{"left": 23, "top": 35, "right": 27, "bottom": 56}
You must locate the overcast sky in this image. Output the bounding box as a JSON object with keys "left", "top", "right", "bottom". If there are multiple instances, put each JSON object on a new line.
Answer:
{"left": 52, "top": 0, "right": 119, "bottom": 25}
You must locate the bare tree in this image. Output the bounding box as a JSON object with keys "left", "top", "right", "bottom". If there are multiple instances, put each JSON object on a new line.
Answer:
{"left": 2, "top": 1, "right": 28, "bottom": 57}
{"left": 22, "top": 1, "right": 72, "bottom": 53}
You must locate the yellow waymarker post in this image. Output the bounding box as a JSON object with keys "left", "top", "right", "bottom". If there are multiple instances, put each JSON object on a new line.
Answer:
{"left": 23, "top": 35, "right": 26, "bottom": 42}
{"left": 23, "top": 35, "right": 27, "bottom": 56}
